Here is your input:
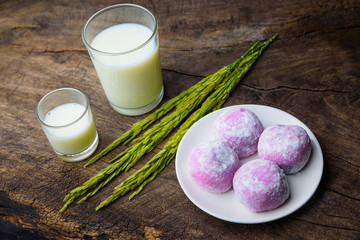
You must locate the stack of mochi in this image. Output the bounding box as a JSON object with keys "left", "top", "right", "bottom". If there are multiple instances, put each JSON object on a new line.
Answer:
{"left": 188, "top": 106, "right": 312, "bottom": 212}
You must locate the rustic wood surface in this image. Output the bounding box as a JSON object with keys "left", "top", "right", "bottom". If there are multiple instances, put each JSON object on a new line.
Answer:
{"left": 1, "top": 0, "right": 359, "bottom": 239}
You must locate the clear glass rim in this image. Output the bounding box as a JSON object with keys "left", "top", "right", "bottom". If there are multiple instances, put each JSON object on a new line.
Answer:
{"left": 35, "top": 88, "right": 90, "bottom": 129}
{"left": 82, "top": 3, "right": 158, "bottom": 56}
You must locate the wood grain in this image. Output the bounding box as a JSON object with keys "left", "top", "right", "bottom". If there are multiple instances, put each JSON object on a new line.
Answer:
{"left": 1, "top": 0, "right": 359, "bottom": 239}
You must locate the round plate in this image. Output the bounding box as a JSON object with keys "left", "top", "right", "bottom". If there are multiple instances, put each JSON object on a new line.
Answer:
{"left": 175, "top": 104, "right": 323, "bottom": 224}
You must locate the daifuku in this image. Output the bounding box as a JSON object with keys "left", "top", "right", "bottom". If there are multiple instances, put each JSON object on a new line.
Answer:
{"left": 188, "top": 140, "right": 240, "bottom": 193}
{"left": 233, "top": 159, "right": 290, "bottom": 212}
{"left": 258, "top": 125, "right": 312, "bottom": 174}
{"left": 213, "top": 107, "right": 263, "bottom": 158}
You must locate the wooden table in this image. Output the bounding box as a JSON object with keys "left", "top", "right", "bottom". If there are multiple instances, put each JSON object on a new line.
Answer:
{"left": 1, "top": 0, "right": 359, "bottom": 239}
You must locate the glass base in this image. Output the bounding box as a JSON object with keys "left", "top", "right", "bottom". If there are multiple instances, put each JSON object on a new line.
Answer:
{"left": 109, "top": 87, "right": 164, "bottom": 116}
{"left": 56, "top": 133, "right": 99, "bottom": 162}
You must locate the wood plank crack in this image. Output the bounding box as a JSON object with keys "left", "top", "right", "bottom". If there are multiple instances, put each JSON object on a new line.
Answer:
{"left": 241, "top": 83, "right": 350, "bottom": 94}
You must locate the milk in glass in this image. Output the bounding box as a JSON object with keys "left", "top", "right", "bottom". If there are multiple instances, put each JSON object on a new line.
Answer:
{"left": 90, "top": 23, "right": 163, "bottom": 113}
{"left": 44, "top": 103, "right": 97, "bottom": 155}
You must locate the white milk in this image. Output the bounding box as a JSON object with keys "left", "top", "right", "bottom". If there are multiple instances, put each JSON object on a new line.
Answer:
{"left": 90, "top": 23, "right": 163, "bottom": 113}
{"left": 44, "top": 103, "right": 97, "bottom": 155}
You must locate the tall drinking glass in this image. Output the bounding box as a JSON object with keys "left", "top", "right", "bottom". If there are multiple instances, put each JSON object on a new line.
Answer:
{"left": 82, "top": 4, "right": 163, "bottom": 116}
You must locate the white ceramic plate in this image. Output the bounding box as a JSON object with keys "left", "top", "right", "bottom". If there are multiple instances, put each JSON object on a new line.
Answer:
{"left": 175, "top": 104, "right": 323, "bottom": 224}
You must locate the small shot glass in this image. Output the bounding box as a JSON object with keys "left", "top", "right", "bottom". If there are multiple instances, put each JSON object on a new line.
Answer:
{"left": 35, "top": 88, "right": 99, "bottom": 162}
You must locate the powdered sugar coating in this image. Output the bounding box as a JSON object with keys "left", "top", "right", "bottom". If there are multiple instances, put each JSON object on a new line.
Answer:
{"left": 258, "top": 125, "right": 312, "bottom": 174}
{"left": 233, "top": 159, "right": 290, "bottom": 212}
{"left": 213, "top": 107, "right": 264, "bottom": 158}
{"left": 188, "top": 140, "right": 241, "bottom": 193}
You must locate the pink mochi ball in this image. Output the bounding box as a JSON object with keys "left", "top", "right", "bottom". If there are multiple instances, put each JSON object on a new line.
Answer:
{"left": 213, "top": 107, "right": 264, "bottom": 158}
{"left": 233, "top": 159, "right": 290, "bottom": 212}
{"left": 188, "top": 140, "right": 240, "bottom": 193}
{"left": 258, "top": 125, "right": 312, "bottom": 174}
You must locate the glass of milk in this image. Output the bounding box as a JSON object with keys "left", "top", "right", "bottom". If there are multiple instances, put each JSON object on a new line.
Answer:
{"left": 35, "top": 88, "right": 99, "bottom": 162}
{"left": 82, "top": 4, "right": 164, "bottom": 116}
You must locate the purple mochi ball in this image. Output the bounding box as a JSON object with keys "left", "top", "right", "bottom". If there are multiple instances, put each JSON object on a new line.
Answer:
{"left": 213, "top": 107, "right": 264, "bottom": 158}
{"left": 188, "top": 140, "right": 240, "bottom": 193}
{"left": 233, "top": 159, "right": 290, "bottom": 212}
{"left": 258, "top": 125, "right": 312, "bottom": 174}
